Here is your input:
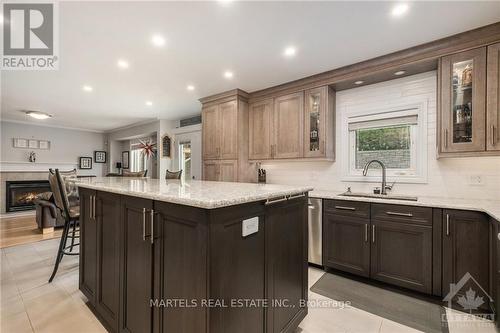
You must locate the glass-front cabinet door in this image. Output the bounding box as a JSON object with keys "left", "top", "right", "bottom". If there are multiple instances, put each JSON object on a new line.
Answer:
{"left": 304, "top": 86, "right": 332, "bottom": 158}
{"left": 440, "top": 47, "right": 487, "bottom": 153}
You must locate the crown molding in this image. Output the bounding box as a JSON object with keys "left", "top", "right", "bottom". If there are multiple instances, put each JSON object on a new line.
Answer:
{"left": 0, "top": 119, "right": 105, "bottom": 133}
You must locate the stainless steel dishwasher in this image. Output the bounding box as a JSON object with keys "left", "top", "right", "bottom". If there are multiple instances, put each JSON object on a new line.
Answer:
{"left": 308, "top": 198, "right": 322, "bottom": 266}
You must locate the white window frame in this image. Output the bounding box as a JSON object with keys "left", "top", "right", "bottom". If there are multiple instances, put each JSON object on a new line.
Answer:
{"left": 341, "top": 100, "right": 428, "bottom": 184}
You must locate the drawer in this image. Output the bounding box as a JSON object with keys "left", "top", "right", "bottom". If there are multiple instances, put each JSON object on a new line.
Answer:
{"left": 371, "top": 203, "right": 432, "bottom": 226}
{"left": 323, "top": 199, "right": 370, "bottom": 219}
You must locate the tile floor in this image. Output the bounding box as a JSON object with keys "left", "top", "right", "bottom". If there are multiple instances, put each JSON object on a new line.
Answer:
{"left": 0, "top": 239, "right": 497, "bottom": 333}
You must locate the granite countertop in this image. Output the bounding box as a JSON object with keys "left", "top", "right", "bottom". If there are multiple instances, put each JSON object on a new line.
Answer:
{"left": 73, "top": 177, "right": 313, "bottom": 209}
{"left": 310, "top": 190, "right": 500, "bottom": 221}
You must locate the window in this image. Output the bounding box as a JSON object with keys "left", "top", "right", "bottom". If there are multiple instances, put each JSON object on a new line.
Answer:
{"left": 342, "top": 104, "right": 427, "bottom": 183}
{"left": 178, "top": 142, "right": 191, "bottom": 181}
{"left": 130, "top": 149, "right": 146, "bottom": 172}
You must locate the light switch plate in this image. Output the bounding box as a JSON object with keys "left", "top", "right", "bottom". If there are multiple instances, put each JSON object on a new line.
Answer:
{"left": 242, "top": 217, "right": 259, "bottom": 237}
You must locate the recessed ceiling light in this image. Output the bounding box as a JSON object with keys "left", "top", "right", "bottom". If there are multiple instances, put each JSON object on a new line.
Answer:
{"left": 145, "top": 101, "right": 153, "bottom": 106}
{"left": 224, "top": 71, "right": 234, "bottom": 79}
{"left": 394, "top": 70, "right": 406, "bottom": 76}
{"left": 82, "top": 85, "right": 93, "bottom": 92}
{"left": 117, "top": 59, "right": 129, "bottom": 69}
{"left": 354, "top": 80, "right": 364, "bottom": 85}
{"left": 284, "top": 46, "right": 297, "bottom": 57}
{"left": 151, "top": 34, "right": 166, "bottom": 47}
{"left": 24, "top": 111, "right": 52, "bottom": 120}
{"left": 187, "top": 85, "right": 195, "bottom": 91}
{"left": 391, "top": 3, "right": 409, "bottom": 17}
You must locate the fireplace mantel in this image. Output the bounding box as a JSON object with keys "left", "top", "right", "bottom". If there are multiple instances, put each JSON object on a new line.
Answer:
{"left": 0, "top": 161, "right": 78, "bottom": 172}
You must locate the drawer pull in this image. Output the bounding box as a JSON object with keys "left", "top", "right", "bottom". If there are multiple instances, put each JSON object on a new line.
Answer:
{"left": 150, "top": 209, "right": 155, "bottom": 245}
{"left": 288, "top": 193, "right": 305, "bottom": 200}
{"left": 142, "top": 208, "right": 147, "bottom": 241}
{"left": 372, "top": 225, "right": 375, "bottom": 243}
{"left": 365, "top": 224, "right": 368, "bottom": 242}
{"left": 265, "top": 196, "right": 287, "bottom": 206}
{"left": 446, "top": 214, "right": 450, "bottom": 236}
{"left": 335, "top": 206, "right": 356, "bottom": 211}
{"left": 386, "top": 211, "right": 413, "bottom": 217}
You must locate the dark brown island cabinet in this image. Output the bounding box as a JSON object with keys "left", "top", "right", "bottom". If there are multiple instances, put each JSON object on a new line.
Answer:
{"left": 79, "top": 187, "right": 308, "bottom": 333}
{"left": 323, "top": 199, "right": 494, "bottom": 307}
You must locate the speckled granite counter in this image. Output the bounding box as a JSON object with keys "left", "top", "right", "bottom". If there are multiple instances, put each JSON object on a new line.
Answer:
{"left": 74, "top": 177, "right": 312, "bottom": 209}
{"left": 310, "top": 190, "right": 500, "bottom": 221}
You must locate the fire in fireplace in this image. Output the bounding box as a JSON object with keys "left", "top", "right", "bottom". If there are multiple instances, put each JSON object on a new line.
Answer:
{"left": 6, "top": 180, "right": 51, "bottom": 212}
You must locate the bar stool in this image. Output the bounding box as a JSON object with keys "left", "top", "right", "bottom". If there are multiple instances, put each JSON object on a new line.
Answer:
{"left": 48, "top": 169, "right": 80, "bottom": 283}
{"left": 165, "top": 169, "right": 182, "bottom": 179}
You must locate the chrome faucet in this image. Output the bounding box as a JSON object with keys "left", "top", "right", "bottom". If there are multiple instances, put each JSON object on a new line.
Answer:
{"left": 362, "top": 160, "right": 392, "bottom": 195}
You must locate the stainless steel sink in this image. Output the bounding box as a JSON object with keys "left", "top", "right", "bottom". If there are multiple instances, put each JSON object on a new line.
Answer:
{"left": 340, "top": 192, "right": 418, "bottom": 201}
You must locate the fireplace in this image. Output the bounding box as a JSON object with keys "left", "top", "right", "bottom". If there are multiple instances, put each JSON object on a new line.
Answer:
{"left": 6, "top": 180, "right": 51, "bottom": 212}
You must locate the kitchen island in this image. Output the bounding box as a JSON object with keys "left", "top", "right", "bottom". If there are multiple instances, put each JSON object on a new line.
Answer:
{"left": 74, "top": 177, "right": 311, "bottom": 333}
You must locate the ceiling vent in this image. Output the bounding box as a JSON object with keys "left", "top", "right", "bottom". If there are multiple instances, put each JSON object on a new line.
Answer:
{"left": 180, "top": 115, "right": 201, "bottom": 127}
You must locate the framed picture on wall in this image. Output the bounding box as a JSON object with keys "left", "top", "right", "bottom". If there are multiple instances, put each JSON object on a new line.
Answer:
{"left": 94, "top": 150, "right": 107, "bottom": 163}
{"left": 28, "top": 139, "right": 39, "bottom": 149}
{"left": 13, "top": 138, "right": 28, "bottom": 148}
{"left": 161, "top": 135, "right": 171, "bottom": 158}
{"left": 122, "top": 151, "right": 130, "bottom": 169}
{"left": 39, "top": 140, "right": 50, "bottom": 150}
{"left": 79, "top": 157, "right": 92, "bottom": 169}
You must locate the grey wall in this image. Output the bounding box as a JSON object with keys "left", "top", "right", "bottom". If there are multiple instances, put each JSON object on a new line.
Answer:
{"left": 1, "top": 121, "right": 107, "bottom": 176}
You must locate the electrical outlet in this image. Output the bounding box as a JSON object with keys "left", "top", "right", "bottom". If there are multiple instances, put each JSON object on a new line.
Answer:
{"left": 468, "top": 175, "right": 484, "bottom": 186}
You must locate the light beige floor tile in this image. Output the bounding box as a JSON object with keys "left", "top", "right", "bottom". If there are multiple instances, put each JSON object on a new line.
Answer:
{"left": 0, "top": 277, "right": 20, "bottom": 302}
{"left": 308, "top": 266, "right": 324, "bottom": 288}
{"left": 0, "top": 307, "right": 34, "bottom": 333}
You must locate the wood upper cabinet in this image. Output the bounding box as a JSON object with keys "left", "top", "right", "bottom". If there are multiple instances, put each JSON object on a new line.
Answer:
{"left": 202, "top": 100, "right": 239, "bottom": 160}
{"left": 442, "top": 209, "right": 489, "bottom": 299}
{"left": 440, "top": 47, "right": 487, "bottom": 154}
{"left": 248, "top": 86, "right": 335, "bottom": 161}
{"left": 487, "top": 43, "right": 500, "bottom": 151}
{"left": 273, "top": 92, "right": 304, "bottom": 159}
{"left": 219, "top": 100, "right": 238, "bottom": 159}
{"left": 203, "top": 160, "right": 237, "bottom": 182}
{"left": 248, "top": 99, "right": 273, "bottom": 160}
{"left": 304, "top": 86, "right": 335, "bottom": 159}
{"left": 202, "top": 105, "right": 220, "bottom": 159}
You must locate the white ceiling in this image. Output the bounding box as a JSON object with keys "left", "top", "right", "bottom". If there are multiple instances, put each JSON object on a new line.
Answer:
{"left": 1, "top": 1, "right": 500, "bottom": 131}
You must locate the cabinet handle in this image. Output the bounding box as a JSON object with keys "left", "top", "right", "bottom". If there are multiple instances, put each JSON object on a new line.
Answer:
{"left": 444, "top": 129, "right": 448, "bottom": 148}
{"left": 288, "top": 193, "right": 305, "bottom": 200}
{"left": 334, "top": 206, "right": 356, "bottom": 211}
{"left": 492, "top": 125, "right": 497, "bottom": 146}
{"left": 372, "top": 225, "right": 375, "bottom": 243}
{"left": 446, "top": 214, "right": 450, "bottom": 236}
{"left": 150, "top": 209, "right": 155, "bottom": 245}
{"left": 265, "top": 196, "right": 287, "bottom": 205}
{"left": 142, "top": 208, "right": 146, "bottom": 241}
{"left": 365, "top": 224, "right": 368, "bottom": 242}
{"left": 386, "top": 211, "right": 413, "bottom": 217}
{"left": 89, "top": 195, "right": 93, "bottom": 220}
{"left": 92, "top": 195, "right": 96, "bottom": 220}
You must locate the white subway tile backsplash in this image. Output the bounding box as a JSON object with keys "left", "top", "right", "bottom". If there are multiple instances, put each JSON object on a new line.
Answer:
{"left": 262, "top": 71, "right": 500, "bottom": 200}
